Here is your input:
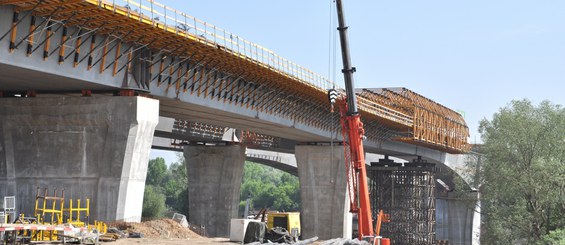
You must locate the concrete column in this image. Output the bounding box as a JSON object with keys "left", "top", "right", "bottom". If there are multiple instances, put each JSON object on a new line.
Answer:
{"left": 184, "top": 144, "right": 246, "bottom": 237}
{"left": 295, "top": 145, "right": 352, "bottom": 240}
{"left": 436, "top": 192, "right": 480, "bottom": 245}
{"left": 0, "top": 96, "right": 159, "bottom": 222}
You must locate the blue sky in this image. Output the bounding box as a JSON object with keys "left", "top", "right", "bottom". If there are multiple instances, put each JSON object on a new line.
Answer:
{"left": 151, "top": 1, "right": 565, "bottom": 162}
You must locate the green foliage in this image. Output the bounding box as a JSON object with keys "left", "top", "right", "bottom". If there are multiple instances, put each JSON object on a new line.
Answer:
{"left": 163, "top": 161, "right": 189, "bottom": 214}
{"left": 239, "top": 161, "right": 300, "bottom": 214}
{"left": 143, "top": 157, "right": 301, "bottom": 219}
{"left": 479, "top": 99, "right": 565, "bottom": 244}
{"left": 143, "top": 155, "right": 189, "bottom": 217}
{"left": 142, "top": 185, "right": 166, "bottom": 218}
{"left": 146, "top": 157, "right": 167, "bottom": 186}
{"left": 537, "top": 228, "right": 565, "bottom": 245}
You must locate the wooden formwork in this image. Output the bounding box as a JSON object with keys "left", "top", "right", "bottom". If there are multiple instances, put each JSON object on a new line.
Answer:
{"left": 358, "top": 88, "right": 470, "bottom": 154}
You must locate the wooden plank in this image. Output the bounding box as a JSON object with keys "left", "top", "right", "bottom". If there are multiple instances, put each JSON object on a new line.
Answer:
{"left": 9, "top": 12, "right": 18, "bottom": 53}
{"left": 0, "top": 0, "right": 37, "bottom": 5}
{"left": 111, "top": 41, "right": 121, "bottom": 76}
{"left": 26, "top": 15, "right": 35, "bottom": 56}
{"left": 42, "top": 21, "right": 52, "bottom": 60}
{"left": 87, "top": 34, "right": 95, "bottom": 70}
{"left": 58, "top": 26, "right": 67, "bottom": 63}
{"left": 73, "top": 29, "right": 82, "bottom": 67}
{"left": 15, "top": 0, "right": 82, "bottom": 11}
{"left": 98, "top": 37, "right": 108, "bottom": 73}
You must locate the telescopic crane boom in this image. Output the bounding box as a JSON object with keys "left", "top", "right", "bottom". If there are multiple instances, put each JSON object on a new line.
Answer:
{"left": 330, "top": 0, "right": 377, "bottom": 241}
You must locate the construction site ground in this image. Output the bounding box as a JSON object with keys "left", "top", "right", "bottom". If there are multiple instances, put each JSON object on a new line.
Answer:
{"left": 106, "top": 219, "right": 235, "bottom": 244}
{"left": 111, "top": 237, "right": 237, "bottom": 244}
{"left": 107, "top": 219, "right": 324, "bottom": 245}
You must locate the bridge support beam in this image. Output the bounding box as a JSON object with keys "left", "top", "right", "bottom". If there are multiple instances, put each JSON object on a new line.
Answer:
{"left": 0, "top": 96, "right": 159, "bottom": 222}
{"left": 184, "top": 144, "right": 246, "bottom": 237}
{"left": 295, "top": 145, "right": 352, "bottom": 240}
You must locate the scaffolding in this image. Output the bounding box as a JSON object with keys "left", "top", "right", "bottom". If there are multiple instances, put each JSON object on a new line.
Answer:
{"left": 368, "top": 157, "right": 436, "bottom": 245}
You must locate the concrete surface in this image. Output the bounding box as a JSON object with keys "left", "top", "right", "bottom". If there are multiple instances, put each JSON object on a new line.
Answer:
{"left": 295, "top": 145, "right": 352, "bottom": 240}
{"left": 184, "top": 144, "right": 246, "bottom": 237}
{"left": 0, "top": 96, "right": 159, "bottom": 222}
{"left": 436, "top": 192, "right": 481, "bottom": 245}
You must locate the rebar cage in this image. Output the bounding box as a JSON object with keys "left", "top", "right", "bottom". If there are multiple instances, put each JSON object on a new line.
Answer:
{"left": 368, "top": 162, "right": 436, "bottom": 245}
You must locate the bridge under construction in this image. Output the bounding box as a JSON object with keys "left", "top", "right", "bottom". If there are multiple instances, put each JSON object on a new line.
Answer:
{"left": 0, "top": 0, "right": 476, "bottom": 244}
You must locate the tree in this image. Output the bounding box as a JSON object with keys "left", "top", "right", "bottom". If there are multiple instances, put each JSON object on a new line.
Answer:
{"left": 146, "top": 157, "right": 167, "bottom": 186}
{"left": 143, "top": 155, "right": 189, "bottom": 218}
{"left": 142, "top": 185, "right": 166, "bottom": 218}
{"left": 537, "top": 227, "right": 565, "bottom": 245}
{"left": 238, "top": 161, "right": 301, "bottom": 215}
{"left": 164, "top": 161, "right": 189, "bottom": 214}
{"left": 479, "top": 99, "right": 565, "bottom": 244}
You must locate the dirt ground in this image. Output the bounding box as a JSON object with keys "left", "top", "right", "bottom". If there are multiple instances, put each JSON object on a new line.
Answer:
{"left": 110, "top": 237, "right": 238, "bottom": 245}
{"left": 104, "top": 219, "right": 323, "bottom": 245}
{"left": 104, "top": 219, "right": 240, "bottom": 245}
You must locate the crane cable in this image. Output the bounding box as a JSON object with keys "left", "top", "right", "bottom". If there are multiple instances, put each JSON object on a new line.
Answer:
{"left": 328, "top": 0, "right": 338, "bottom": 185}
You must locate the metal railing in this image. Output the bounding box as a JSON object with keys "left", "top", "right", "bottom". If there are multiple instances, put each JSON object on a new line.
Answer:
{"left": 92, "top": 0, "right": 337, "bottom": 91}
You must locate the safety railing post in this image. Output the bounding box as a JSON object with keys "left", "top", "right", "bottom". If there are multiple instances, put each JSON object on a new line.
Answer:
{"left": 236, "top": 37, "right": 240, "bottom": 55}
{"left": 138, "top": 0, "right": 142, "bottom": 22}
{"left": 193, "top": 17, "right": 197, "bottom": 38}
{"left": 249, "top": 42, "right": 252, "bottom": 60}
{"left": 223, "top": 30, "right": 226, "bottom": 50}
{"left": 183, "top": 13, "right": 187, "bottom": 34}
{"left": 230, "top": 33, "right": 234, "bottom": 52}
{"left": 164, "top": 5, "right": 167, "bottom": 29}
{"left": 175, "top": 10, "right": 178, "bottom": 35}
{"left": 112, "top": 0, "right": 115, "bottom": 13}
{"left": 126, "top": 0, "right": 130, "bottom": 18}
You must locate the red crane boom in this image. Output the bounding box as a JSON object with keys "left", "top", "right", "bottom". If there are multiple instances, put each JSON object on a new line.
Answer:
{"left": 330, "top": 0, "right": 388, "bottom": 243}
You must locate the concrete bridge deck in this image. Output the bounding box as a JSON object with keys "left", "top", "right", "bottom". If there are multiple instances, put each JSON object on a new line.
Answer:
{"left": 0, "top": 0, "right": 469, "bottom": 154}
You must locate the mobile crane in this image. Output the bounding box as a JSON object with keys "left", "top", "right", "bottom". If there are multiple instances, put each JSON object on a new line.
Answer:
{"left": 328, "top": 1, "right": 390, "bottom": 244}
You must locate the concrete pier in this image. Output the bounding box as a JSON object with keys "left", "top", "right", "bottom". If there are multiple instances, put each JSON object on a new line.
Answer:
{"left": 295, "top": 145, "right": 352, "bottom": 240}
{"left": 0, "top": 96, "right": 159, "bottom": 222}
{"left": 184, "top": 144, "right": 246, "bottom": 237}
{"left": 436, "top": 192, "right": 481, "bottom": 245}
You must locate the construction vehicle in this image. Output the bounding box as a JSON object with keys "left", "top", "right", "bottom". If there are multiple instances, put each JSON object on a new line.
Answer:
{"left": 266, "top": 212, "right": 301, "bottom": 238}
{"left": 328, "top": 1, "right": 390, "bottom": 244}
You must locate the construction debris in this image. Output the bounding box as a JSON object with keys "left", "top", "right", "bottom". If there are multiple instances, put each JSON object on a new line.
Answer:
{"left": 320, "top": 238, "right": 371, "bottom": 245}
{"left": 1, "top": 187, "right": 107, "bottom": 244}
{"left": 171, "top": 213, "right": 188, "bottom": 228}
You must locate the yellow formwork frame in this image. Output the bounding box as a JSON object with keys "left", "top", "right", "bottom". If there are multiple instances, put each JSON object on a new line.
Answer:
{"left": 33, "top": 187, "right": 65, "bottom": 241}
{"left": 64, "top": 198, "right": 90, "bottom": 227}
